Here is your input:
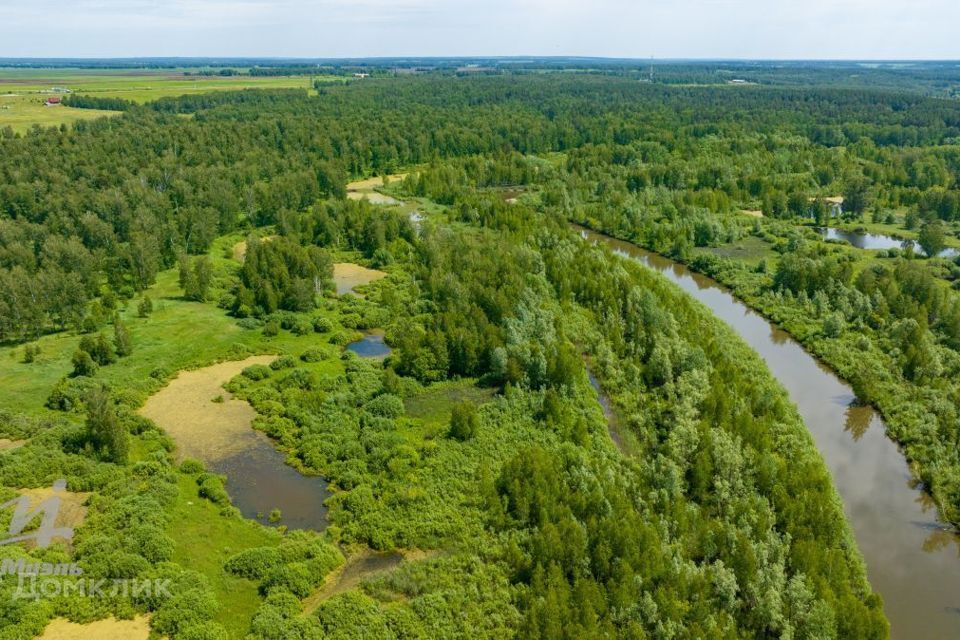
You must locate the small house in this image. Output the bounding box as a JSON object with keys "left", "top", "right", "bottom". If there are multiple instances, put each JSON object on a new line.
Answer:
{"left": 44, "top": 96, "right": 62, "bottom": 107}
{"left": 808, "top": 196, "right": 844, "bottom": 218}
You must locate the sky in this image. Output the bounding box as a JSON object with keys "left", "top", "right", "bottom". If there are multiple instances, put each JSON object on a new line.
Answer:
{"left": 1, "top": 0, "right": 958, "bottom": 60}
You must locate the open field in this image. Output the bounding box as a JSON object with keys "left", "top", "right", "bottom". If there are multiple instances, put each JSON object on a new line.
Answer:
{"left": 0, "top": 68, "right": 327, "bottom": 132}
{"left": 0, "top": 94, "right": 117, "bottom": 133}
{"left": 38, "top": 616, "right": 151, "bottom": 640}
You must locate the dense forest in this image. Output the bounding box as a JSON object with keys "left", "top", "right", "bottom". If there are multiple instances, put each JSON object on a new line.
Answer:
{"left": 3, "top": 71, "right": 960, "bottom": 638}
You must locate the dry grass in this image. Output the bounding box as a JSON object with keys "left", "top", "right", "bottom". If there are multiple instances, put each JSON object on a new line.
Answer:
{"left": 346, "top": 174, "right": 408, "bottom": 205}
{"left": 740, "top": 209, "right": 764, "bottom": 218}
{"left": 37, "top": 615, "right": 151, "bottom": 640}
{"left": 232, "top": 235, "right": 275, "bottom": 262}
{"left": 345, "top": 174, "right": 408, "bottom": 191}
{"left": 333, "top": 263, "right": 387, "bottom": 295}
{"left": 138, "top": 356, "right": 274, "bottom": 464}
{"left": 0, "top": 438, "right": 26, "bottom": 451}
{"left": 18, "top": 486, "right": 90, "bottom": 534}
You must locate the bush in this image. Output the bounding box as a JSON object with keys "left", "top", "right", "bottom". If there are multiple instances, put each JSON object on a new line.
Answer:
{"left": 364, "top": 394, "right": 405, "bottom": 418}
{"left": 47, "top": 376, "right": 100, "bottom": 412}
{"left": 243, "top": 364, "right": 273, "bottom": 381}
{"left": 313, "top": 316, "right": 333, "bottom": 333}
{"left": 197, "top": 473, "right": 231, "bottom": 506}
{"left": 270, "top": 355, "right": 298, "bottom": 370}
{"left": 180, "top": 458, "right": 205, "bottom": 474}
{"left": 449, "top": 401, "right": 479, "bottom": 441}
{"left": 137, "top": 295, "right": 154, "bottom": 317}
{"left": 300, "top": 348, "right": 329, "bottom": 363}
{"left": 263, "top": 320, "right": 280, "bottom": 337}
{"left": 237, "top": 317, "right": 263, "bottom": 330}
{"left": 291, "top": 318, "right": 313, "bottom": 336}
{"left": 71, "top": 350, "right": 99, "bottom": 377}
{"left": 225, "top": 547, "right": 283, "bottom": 579}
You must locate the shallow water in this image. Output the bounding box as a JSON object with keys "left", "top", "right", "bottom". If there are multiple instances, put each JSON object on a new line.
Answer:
{"left": 140, "top": 357, "right": 329, "bottom": 531}
{"left": 576, "top": 225, "right": 960, "bottom": 639}
{"left": 819, "top": 227, "right": 959, "bottom": 258}
{"left": 347, "top": 333, "right": 392, "bottom": 359}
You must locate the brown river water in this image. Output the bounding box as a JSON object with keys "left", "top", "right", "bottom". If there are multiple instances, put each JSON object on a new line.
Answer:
{"left": 576, "top": 225, "right": 960, "bottom": 639}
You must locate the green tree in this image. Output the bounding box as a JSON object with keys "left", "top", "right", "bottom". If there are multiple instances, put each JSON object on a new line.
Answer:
{"left": 843, "top": 177, "right": 872, "bottom": 218}
{"left": 71, "top": 350, "right": 99, "bottom": 377}
{"left": 918, "top": 220, "right": 946, "bottom": 258}
{"left": 85, "top": 387, "right": 128, "bottom": 464}
{"left": 114, "top": 319, "right": 133, "bottom": 357}
{"left": 449, "top": 401, "right": 480, "bottom": 441}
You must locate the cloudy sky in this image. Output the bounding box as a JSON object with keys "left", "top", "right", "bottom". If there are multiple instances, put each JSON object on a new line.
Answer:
{"left": 2, "top": 0, "right": 957, "bottom": 59}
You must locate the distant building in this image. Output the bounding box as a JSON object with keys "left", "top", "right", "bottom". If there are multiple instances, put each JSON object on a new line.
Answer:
{"left": 808, "top": 196, "right": 844, "bottom": 218}
{"left": 50, "top": 87, "right": 72, "bottom": 94}
{"left": 353, "top": 73, "right": 370, "bottom": 79}
{"left": 44, "top": 96, "right": 62, "bottom": 107}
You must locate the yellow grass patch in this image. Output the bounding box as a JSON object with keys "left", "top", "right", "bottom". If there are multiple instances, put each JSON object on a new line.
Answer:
{"left": 0, "top": 438, "right": 26, "bottom": 451}
{"left": 37, "top": 615, "right": 151, "bottom": 640}
{"left": 333, "top": 263, "right": 387, "bottom": 295}
{"left": 740, "top": 209, "right": 764, "bottom": 218}
{"left": 138, "top": 356, "right": 274, "bottom": 464}
{"left": 346, "top": 174, "right": 408, "bottom": 205}
{"left": 17, "top": 486, "right": 90, "bottom": 533}
{"left": 232, "top": 235, "right": 276, "bottom": 262}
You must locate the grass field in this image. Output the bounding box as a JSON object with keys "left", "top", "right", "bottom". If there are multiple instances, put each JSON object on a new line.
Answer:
{"left": 0, "top": 68, "right": 331, "bottom": 133}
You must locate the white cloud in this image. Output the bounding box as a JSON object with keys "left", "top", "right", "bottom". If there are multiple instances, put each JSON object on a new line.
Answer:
{"left": 0, "top": 0, "right": 956, "bottom": 58}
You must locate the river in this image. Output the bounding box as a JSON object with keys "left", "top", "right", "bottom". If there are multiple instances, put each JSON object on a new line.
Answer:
{"left": 576, "top": 225, "right": 960, "bottom": 639}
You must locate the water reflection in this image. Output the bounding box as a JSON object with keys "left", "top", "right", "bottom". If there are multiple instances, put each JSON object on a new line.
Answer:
{"left": 574, "top": 224, "right": 960, "bottom": 639}
{"left": 347, "top": 333, "right": 392, "bottom": 359}
{"left": 819, "top": 227, "right": 959, "bottom": 258}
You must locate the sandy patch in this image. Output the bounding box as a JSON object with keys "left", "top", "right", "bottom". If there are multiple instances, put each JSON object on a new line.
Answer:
{"left": 346, "top": 174, "right": 408, "bottom": 192}
{"left": 333, "top": 263, "right": 387, "bottom": 295}
{"left": 138, "top": 356, "right": 274, "bottom": 464}
{"left": 0, "top": 438, "right": 26, "bottom": 451}
{"left": 232, "top": 235, "right": 276, "bottom": 262}
{"left": 18, "top": 486, "right": 90, "bottom": 530}
{"left": 346, "top": 174, "right": 408, "bottom": 206}
{"left": 740, "top": 209, "right": 764, "bottom": 218}
{"left": 37, "top": 615, "right": 151, "bottom": 640}
{"left": 232, "top": 241, "right": 248, "bottom": 262}
{"left": 346, "top": 192, "right": 401, "bottom": 205}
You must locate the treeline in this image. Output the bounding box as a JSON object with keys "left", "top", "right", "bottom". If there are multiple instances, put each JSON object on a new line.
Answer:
{"left": 62, "top": 94, "right": 136, "bottom": 111}
{"left": 3, "top": 76, "right": 960, "bottom": 343}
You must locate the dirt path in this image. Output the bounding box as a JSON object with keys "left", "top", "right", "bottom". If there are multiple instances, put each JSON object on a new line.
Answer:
{"left": 138, "top": 356, "right": 274, "bottom": 463}
{"left": 302, "top": 549, "right": 434, "bottom": 613}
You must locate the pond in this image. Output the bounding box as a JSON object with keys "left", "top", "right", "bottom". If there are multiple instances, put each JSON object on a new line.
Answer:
{"left": 818, "top": 227, "right": 959, "bottom": 258}
{"left": 139, "top": 356, "right": 329, "bottom": 531}
{"left": 575, "top": 224, "right": 960, "bottom": 639}
{"left": 347, "top": 333, "right": 392, "bottom": 359}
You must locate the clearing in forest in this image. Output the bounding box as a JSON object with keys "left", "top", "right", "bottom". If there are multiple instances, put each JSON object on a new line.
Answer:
{"left": 37, "top": 615, "right": 151, "bottom": 640}
{"left": 346, "top": 174, "right": 407, "bottom": 205}
{"left": 333, "top": 263, "right": 387, "bottom": 295}
{"left": 16, "top": 485, "right": 90, "bottom": 540}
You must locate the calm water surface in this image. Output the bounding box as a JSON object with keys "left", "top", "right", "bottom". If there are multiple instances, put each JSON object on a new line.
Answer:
{"left": 576, "top": 225, "right": 960, "bottom": 639}
{"left": 348, "top": 333, "right": 392, "bottom": 359}
{"left": 819, "top": 227, "right": 959, "bottom": 258}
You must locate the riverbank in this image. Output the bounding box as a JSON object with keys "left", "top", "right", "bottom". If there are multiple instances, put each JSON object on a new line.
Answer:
{"left": 575, "top": 223, "right": 960, "bottom": 638}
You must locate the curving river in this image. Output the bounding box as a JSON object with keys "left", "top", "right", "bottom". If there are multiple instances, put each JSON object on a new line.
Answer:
{"left": 576, "top": 225, "right": 960, "bottom": 640}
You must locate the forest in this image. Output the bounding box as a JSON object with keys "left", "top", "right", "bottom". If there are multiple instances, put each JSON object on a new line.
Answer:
{"left": 2, "top": 69, "right": 960, "bottom": 638}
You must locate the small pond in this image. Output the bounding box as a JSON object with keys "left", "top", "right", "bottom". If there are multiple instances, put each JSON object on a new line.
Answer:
{"left": 347, "top": 333, "right": 392, "bottom": 359}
